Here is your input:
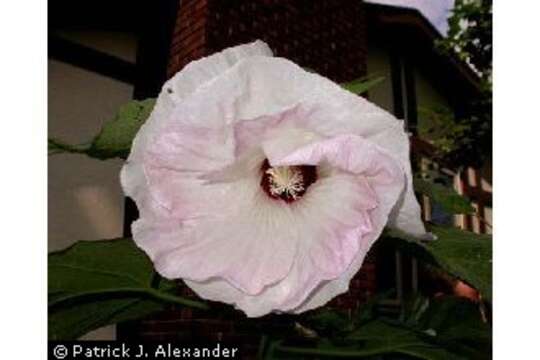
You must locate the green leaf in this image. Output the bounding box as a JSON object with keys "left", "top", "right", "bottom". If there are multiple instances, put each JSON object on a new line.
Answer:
{"left": 399, "top": 294, "right": 491, "bottom": 359}
{"left": 419, "top": 296, "right": 491, "bottom": 352}
{"left": 346, "top": 320, "right": 469, "bottom": 360}
{"left": 414, "top": 178, "right": 475, "bottom": 215}
{"left": 274, "top": 320, "right": 468, "bottom": 359}
{"left": 48, "top": 238, "right": 208, "bottom": 339}
{"left": 49, "top": 290, "right": 165, "bottom": 340}
{"left": 88, "top": 98, "right": 155, "bottom": 159}
{"left": 384, "top": 226, "right": 492, "bottom": 301}
{"left": 305, "top": 308, "right": 353, "bottom": 338}
{"left": 341, "top": 76, "right": 385, "bottom": 95}
{"left": 271, "top": 296, "right": 490, "bottom": 359}
{"left": 48, "top": 98, "right": 155, "bottom": 160}
{"left": 49, "top": 238, "right": 153, "bottom": 296}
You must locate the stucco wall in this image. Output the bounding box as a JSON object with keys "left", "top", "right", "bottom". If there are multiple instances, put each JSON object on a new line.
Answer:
{"left": 48, "top": 30, "right": 137, "bottom": 340}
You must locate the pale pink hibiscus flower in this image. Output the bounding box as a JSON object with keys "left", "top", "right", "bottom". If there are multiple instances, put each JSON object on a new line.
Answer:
{"left": 121, "top": 41, "right": 427, "bottom": 317}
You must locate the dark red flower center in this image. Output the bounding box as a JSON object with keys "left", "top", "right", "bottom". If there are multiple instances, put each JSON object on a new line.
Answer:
{"left": 260, "top": 159, "right": 317, "bottom": 203}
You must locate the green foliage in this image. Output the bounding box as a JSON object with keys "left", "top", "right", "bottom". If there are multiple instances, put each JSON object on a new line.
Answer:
{"left": 417, "top": 103, "right": 491, "bottom": 169}
{"left": 417, "top": 106, "right": 472, "bottom": 155}
{"left": 384, "top": 226, "right": 492, "bottom": 301}
{"left": 48, "top": 98, "right": 155, "bottom": 160}
{"left": 262, "top": 295, "right": 490, "bottom": 359}
{"left": 417, "top": 296, "right": 491, "bottom": 352}
{"left": 432, "top": 0, "right": 492, "bottom": 168}
{"left": 48, "top": 238, "right": 207, "bottom": 339}
{"left": 304, "top": 308, "right": 356, "bottom": 339}
{"left": 89, "top": 98, "right": 155, "bottom": 159}
{"left": 413, "top": 177, "right": 474, "bottom": 215}
{"left": 438, "top": 0, "right": 492, "bottom": 85}
{"left": 341, "top": 76, "right": 386, "bottom": 95}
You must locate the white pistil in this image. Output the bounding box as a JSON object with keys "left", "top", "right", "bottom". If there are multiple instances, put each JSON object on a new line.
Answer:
{"left": 266, "top": 166, "right": 305, "bottom": 200}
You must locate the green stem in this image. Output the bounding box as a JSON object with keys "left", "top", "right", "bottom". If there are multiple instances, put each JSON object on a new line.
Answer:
{"left": 48, "top": 138, "right": 90, "bottom": 155}
{"left": 146, "top": 288, "right": 209, "bottom": 310}
{"left": 256, "top": 335, "right": 268, "bottom": 359}
{"left": 49, "top": 287, "right": 209, "bottom": 310}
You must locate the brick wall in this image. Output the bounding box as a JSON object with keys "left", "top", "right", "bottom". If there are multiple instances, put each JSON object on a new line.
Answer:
{"left": 168, "top": 0, "right": 368, "bottom": 83}
{"left": 126, "top": 0, "right": 373, "bottom": 351}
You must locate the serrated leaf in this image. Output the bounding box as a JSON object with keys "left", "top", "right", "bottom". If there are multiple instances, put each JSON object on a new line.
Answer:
{"left": 48, "top": 238, "right": 207, "bottom": 339}
{"left": 414, "top": 178, "right": 475, "bottom": 215}
{"left": 341, "top": 76, "right": 385, "bottom": 95}
{"left": 384, "top": 226, "right": 492, "bottom": 301}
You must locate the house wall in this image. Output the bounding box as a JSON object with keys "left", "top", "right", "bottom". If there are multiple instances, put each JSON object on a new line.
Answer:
{"left": 366, "top": 40, "right": 493, "bottom": 306}
{"left": 414, "top": 68, "right": 450, "bottom": 110}
{"left": 53, "top": 30, "right": 138, "bottom": 63}
{"left": 366, "top": 45, "right": 395, "bottom": 113}
{"left": 168, "top": 0, "right": 368, "bottom": 83}
{"left": 366, "top": 42, "right": 492, "bottom": 234}
{"left": 48, "top": 30, "right": 137, "bottom": 340}
{"left": 366, "top": 42, "right": 452, "bottom": 128}
{"left": 414, "top": 66, "right": 452, "bottom": 132}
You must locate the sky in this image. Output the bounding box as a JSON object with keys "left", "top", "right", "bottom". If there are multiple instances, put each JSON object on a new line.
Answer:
{"left": 366, "top": 0, "right": 455, "bottom": 35}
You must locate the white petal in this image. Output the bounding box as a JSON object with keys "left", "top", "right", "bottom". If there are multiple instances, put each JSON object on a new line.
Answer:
{"left": 121, "top": 48, "right": 427, "bottom": 317}
{"left": 292, "top": 169, "right": 406, "bottom": 313}
{"left": 159, "top": 55, "right": 425, "bottom": 237}
{"left": 133, "top": 149, "right": 298, "bottom": 296}
{"left": 126, "top": 40, "right": 272, "bottom": 161}
{"left": 185, "top": 165, "right": 401, "bottom": 317}
{"left": 166, "top": 40, "right": 272, "bottom": 101}
{"left": 182, "top": 133, "right": 405, "bottom": 317}
{"left": 122, "top": 40, "right": 272, "bottom": 195}
{"left": 368, "top": 124, "right": 425, "bottom": 236}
